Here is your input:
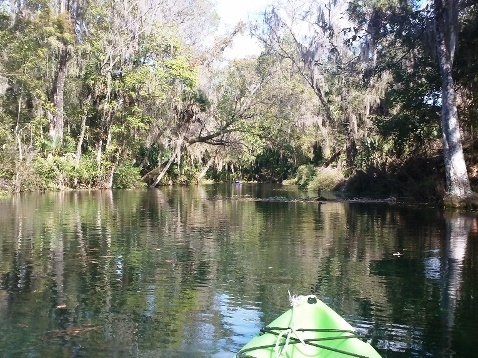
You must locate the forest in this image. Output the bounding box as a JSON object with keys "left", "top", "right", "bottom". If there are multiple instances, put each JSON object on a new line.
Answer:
{"left": 0, "top": 0, "right": 477, "bottom": 203}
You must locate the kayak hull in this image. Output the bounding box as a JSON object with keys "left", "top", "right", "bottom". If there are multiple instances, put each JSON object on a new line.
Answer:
{"left": 234, "top": 295, "right": 381, "bottom": 358}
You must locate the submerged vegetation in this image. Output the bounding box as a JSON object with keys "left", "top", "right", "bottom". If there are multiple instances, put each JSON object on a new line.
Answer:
{"left": 0, "top": 0, "right": 477, "bottom": 203}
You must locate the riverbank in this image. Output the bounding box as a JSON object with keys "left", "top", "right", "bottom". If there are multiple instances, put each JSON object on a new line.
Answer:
{"left": 0, "top": 152, "right": 475, "bottom": 208}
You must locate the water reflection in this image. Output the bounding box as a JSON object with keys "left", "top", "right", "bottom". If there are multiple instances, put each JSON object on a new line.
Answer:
{"left": 214, "top": 293, "right": 262, "bottom": 356}
{"left": 440, "top": 213, "right": 473, "bottom": 357}
{"left": 0, "top": 187, "right": 477, "bottom": 357}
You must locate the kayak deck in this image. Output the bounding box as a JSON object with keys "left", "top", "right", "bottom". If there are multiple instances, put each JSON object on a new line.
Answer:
{"left": 234, "top": 295, "right": 381, "bottom": 358}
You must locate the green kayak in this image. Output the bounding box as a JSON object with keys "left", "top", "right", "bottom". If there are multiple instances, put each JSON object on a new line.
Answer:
{"left": 234, "top": 295, "right": 381, "bottom": 358}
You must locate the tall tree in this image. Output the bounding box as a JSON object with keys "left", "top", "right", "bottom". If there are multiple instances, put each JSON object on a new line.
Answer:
{"left": 434, "top": 0, "right": 473, "bottom": 202}
{"left": 347, "top": 0, "right": 442, "bottom": 162}
{"left": 47, "top": 0, "right": 76, "bottom": 147}
{"left": 256, "top": 0, "right": 376, "bottom": 168}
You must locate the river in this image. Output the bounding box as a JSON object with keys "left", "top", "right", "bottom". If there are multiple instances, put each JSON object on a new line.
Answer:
{"left": 0, "top": 184, "right": 476, "bottom": 357}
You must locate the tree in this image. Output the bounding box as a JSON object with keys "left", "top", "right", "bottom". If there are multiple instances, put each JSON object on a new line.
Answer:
{"left": 47, "top": 1, "right": 78, "bottom": 147}
{"left": 434, "top": 0, "right": 473, "bottom": 202}
{"left": 256, "top": 0, "right": 382, "bottom": 170}
{"left": 346, "top": 0, "right": 478, "bottom": 202}
{"left": 347, "top": 0, "right": 443, "bottom": 161}
{"left": 0, "top": 2, "right": 57, "bottom": 188}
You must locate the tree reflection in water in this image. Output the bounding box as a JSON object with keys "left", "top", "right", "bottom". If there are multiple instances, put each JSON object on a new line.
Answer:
{"left": 0, "top": 187, "right": 477, "bottom": 357}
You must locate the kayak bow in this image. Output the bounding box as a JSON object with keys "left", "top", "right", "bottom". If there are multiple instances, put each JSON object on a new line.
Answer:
{"left": 234, "top": 295, "right": 381, "bottom": 358}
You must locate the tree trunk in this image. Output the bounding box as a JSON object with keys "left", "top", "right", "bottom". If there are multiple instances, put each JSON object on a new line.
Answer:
{"left": 49, "top": 45, "right": 68, "bottom": 147}
{"left": 16, "top": 93, "right": 23, "bottom": 161}
{"left": 434, "top": 0, "right": 472, "bottom": 200}
{"left": 14, "top": 93, "right": 23, "bottom": 192}
{"left": 104, "top": 163, "right": 116, "bottom": 189}
{"left": 311, "top": 68, "right": 335, "bottom": 126}
{"left": 75, "top": 98, "right": 90, "bottom": 167}
{"left": 150, "top": 140, "right": 182, "bottom": 187}
{"left": 196, "top": 155, "right": 216, "bottom": 183}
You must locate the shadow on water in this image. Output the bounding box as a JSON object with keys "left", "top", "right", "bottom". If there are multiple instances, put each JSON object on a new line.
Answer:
{"left": 0, "top": 186, "right": 477, "bottom": 357}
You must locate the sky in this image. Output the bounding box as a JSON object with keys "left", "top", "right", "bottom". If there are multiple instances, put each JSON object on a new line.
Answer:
{"left": 214, "top": 0, "right": 275, "bottom": 59}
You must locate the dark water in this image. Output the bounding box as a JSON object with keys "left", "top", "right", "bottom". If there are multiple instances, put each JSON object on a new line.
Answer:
{"left": 0, "top": 184, "right": 477, "bottom": 357}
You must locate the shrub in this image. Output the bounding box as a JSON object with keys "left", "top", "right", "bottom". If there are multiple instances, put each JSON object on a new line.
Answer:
{"left": 76, "top": 155, "right": 100, "bottom": 187}
{"left": 31, "top": 157, "right": 61, "bottom": 190}
{"left": 295, "top": 164, "right": 316, "bottom": 188}
{"left": 289, "top": 165, "right": 345, "bottom": 192}
{"left": 113, "top": 162, "right": 144, "bottom": 189}
{"left": 308, "top": 167, "right": 345, "bottom": 192}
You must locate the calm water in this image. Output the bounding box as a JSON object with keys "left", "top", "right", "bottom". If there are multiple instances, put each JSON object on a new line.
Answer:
{"left": 0, "top": 184, "right": 477, "bottom": 357}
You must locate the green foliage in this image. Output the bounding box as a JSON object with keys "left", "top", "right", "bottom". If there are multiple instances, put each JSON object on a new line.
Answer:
{"left": 15, "top": 157, "right": 62, "bottom": 191}
{"left": 113, "top": 162, "right": 144, "bottom": 189}
{"left": 374, "top": 38, "right": 441, "bottom": 158}
{"left": 455, "top": 3, "right": 478, "bottom": 131}
{"left": 295, "top": 165, "right": 317, "bottom": 189}
{"left": 244, "top": 146, "right": 303, "bottom": 183}
{"left": 292, "top": 165, "right": 345, "bottom": 191}
{"left": 0, "top": 114, "right": 15, "bottom": 177}
{"left": 353, "top": 136, "right": 391, "bottom": 170}
{"left": 308, "top": 167, "right": 345, "bottom": 192}
{"left": 1, "top": 0, "right": 477, "bottom": 195}
{"left": 76, "top": 155, "right": 101, "bottom": 187}
{"left": 28, "top": 156, "right": 80, "bottom": 190}
{"left": 166, "top": 56, "right": 199, "bottom": 91}
{"left": 376, "top": 110, "right": 439, "bottom": 157}
{"left": 346, "top": 0, "right": 444, "bottom": 166}
{"left": 14, "top": 154, "right": 108, "bottom": 190}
